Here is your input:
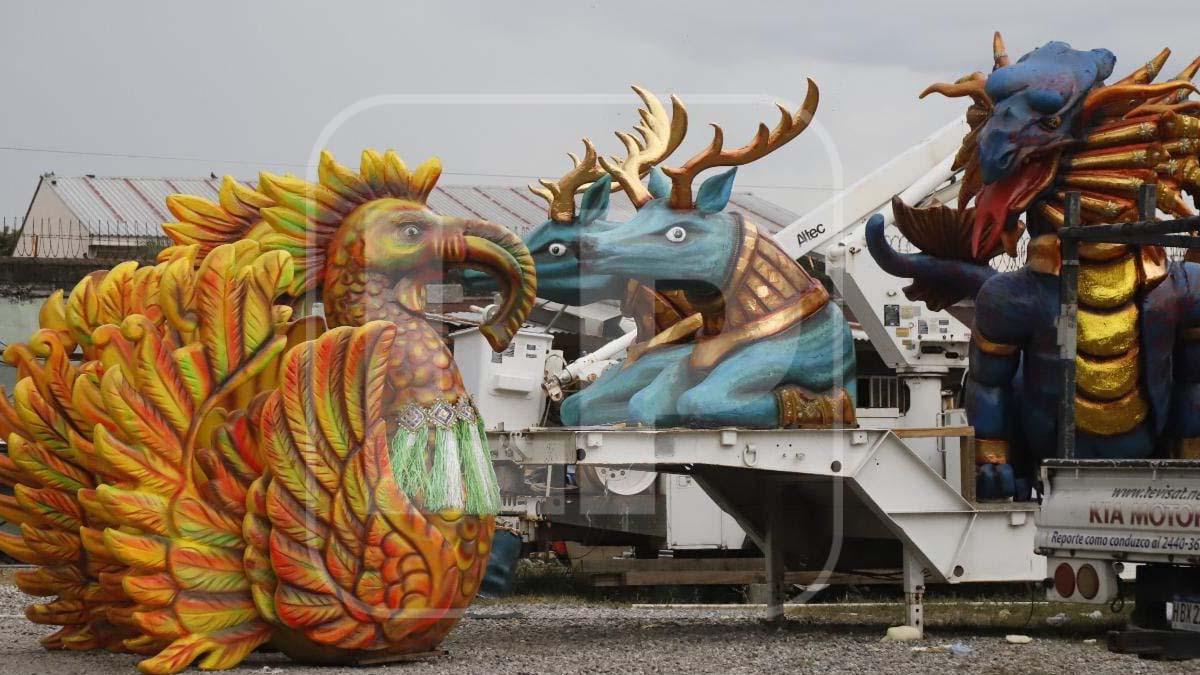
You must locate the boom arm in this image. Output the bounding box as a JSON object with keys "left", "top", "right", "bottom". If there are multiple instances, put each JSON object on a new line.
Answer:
{"left": 774, "top": 118, "right": 967, "bottom": 259}
{"left": 794, "top": 120, "right": 973, "bottom": 372}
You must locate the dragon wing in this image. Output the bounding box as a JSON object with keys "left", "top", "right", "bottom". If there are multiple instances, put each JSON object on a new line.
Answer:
{"left": 885, "top": 196, "right": 1003, "bottom": 310}
{"left": 256, "top": 320, "right": 494, "bottom": 658}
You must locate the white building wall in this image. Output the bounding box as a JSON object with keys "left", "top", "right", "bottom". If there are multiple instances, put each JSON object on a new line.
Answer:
{"left": 13, "top": 180, "right": 91, "bottom": 258}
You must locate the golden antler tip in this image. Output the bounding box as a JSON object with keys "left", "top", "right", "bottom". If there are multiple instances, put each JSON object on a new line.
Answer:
{"left": 600, "top": 84, "right": 690, "bottom": 209}
{"left": 613, "top": 131, "right": 639, "bottom": 153}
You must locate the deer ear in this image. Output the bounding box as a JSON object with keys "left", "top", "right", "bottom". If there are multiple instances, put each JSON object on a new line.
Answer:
{"left": 695, "top": 168, "right": 737, "bottom": 214}
{"left": 579, "top": 174, "right": 611, "bottom": 225}
{"left": 646, "top": 167, "right": 670, "bottom": 200}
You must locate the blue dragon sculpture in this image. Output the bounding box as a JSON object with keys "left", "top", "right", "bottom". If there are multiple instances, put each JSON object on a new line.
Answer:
{"left": 573, "top": 80, "right": 857, "bottom": 429}
{"left": 868, "top": 34, "right": 1200, "bottom": 499}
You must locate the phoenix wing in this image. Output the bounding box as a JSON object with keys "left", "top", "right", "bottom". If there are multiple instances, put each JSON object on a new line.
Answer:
{"left": 256, "top": 321, "right": 494, "bottom": 658}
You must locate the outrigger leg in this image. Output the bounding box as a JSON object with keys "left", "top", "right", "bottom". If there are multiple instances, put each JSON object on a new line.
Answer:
{"left": 902, "top": 547, "right": 926, "bottom": 637}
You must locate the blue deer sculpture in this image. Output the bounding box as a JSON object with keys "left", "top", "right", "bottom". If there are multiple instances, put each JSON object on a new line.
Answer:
{"left": 467, "top": 88, "right": 702, "bottom": 424}
{"left": 576, "top": 80, "right": 858, "bottom": 428}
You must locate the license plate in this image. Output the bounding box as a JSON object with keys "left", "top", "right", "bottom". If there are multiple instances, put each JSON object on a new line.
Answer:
{"left": 1170, "top": 597, "right": 1200, "bottom": 633}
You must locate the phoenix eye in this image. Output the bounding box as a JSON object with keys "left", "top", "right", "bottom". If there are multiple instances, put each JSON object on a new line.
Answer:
{"left": 665, "top": 226, "right": 687, "bottom": 243}
{"left": 548, "top": 242, "right": 568, "bottom": 257}
{"left": 402, "top": 225, "right": 421, "bottom": 238}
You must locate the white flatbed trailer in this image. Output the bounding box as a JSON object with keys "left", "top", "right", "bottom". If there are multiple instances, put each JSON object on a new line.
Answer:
{"left": 1037, "top": 459, "right": 1200, "bottom": 659}
{"left": 491, "top": 425, "right": 1041, "bottom": 631}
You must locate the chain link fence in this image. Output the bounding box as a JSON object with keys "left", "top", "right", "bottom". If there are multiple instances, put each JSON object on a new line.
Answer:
{"left": 2, "top": 216, "right": 170, "bottom": 260}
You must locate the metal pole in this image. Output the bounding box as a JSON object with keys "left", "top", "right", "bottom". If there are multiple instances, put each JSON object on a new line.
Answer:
{"left": 1057, "top": 192, "right": 1081, "bottom": 460}
{"left": 1137, "top": 182, "right": 1158, "bottom": 235}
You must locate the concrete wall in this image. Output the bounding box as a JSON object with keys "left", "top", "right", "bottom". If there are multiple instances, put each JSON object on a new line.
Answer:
{"left": 0, "top": 258, "right": 113, "bottom": 393}
{"left": 0, "top": 296, "right": 47, "bottom": 393}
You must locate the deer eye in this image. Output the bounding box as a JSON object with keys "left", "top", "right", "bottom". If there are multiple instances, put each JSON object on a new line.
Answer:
{"left": 548, "top": 242, "right": 568, "bottom": 257}
{"left": 665, "top": 226, "right": 687, "bottom": 243}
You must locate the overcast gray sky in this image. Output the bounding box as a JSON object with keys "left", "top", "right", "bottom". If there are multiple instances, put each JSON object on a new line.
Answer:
{"left": 3, "top": 1, "right": 1199, "bottom": 219}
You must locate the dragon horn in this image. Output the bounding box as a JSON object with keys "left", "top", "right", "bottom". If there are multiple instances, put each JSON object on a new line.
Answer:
{"left": 1114, "top": 47, "right": 1171, "bottom": 85}
{"left": 1082, "top": 80, "right": 1200, "bottom": 123}
{"left": 993, "top": 32, "right": 1009, "bottom": 70}
{"left": 920, "top": 72, "right": 992, "bottom": 108}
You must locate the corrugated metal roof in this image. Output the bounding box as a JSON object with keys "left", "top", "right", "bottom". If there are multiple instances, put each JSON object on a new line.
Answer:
{"left": 39, "top": 175, "right": 799, "bottom": 239}
{"left": 42, "top": 176, "right": 223, "bottom": 236}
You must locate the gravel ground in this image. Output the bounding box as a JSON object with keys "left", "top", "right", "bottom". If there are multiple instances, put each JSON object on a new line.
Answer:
{"left": 0, "top": 585, "right": 1195, "bottom": 675}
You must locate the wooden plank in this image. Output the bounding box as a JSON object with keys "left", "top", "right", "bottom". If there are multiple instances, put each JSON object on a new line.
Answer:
{"left": 960, "top": 437, "right": 977, "bottom": 504}
{"left": 892, "top": 426, "right": 974, "bottom": 439}
{"left": 584, "top": 569, "right": 900, "bottom": 587}
{"left": 572, "top": 554, "right": 773, "bottom": 575}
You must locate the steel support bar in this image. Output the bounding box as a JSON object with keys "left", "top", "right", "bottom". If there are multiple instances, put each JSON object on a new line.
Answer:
{"left": 1058, "top": 212, "right": 1200, "bottom": 241}
{"left": 1054, "top": 233, "right": 1200, "bottom": 248}
{"left": 1057, "top": 192, "right": 1081, "bottom": 460}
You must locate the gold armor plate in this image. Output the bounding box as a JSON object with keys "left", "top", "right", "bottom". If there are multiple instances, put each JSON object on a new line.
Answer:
{"left": 1076, "top": 347, "right": 1139, "bottom": 400}
{"left": 1077, "top": 303, "right": 1139, "bottom": 357}
{"left": 1076, "top": 388, "right": 1148, "bottom": 436}
{"left": 1078, "top": 255, "right": 1137, "bottom": 309}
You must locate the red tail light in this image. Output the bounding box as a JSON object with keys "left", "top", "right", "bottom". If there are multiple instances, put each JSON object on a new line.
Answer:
{"left": 1053, "top": 562, "right": 1076, "bottom": 598}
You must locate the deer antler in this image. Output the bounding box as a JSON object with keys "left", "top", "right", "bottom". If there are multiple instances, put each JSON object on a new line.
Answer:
{"left": 600, "top": 86, "right": 688, "bottom": 207}
{"left": 662, "top": 78, "right": 819, "bottom": 209}
{"left": 530, "top": 140, "right": 605, "bottom": 223}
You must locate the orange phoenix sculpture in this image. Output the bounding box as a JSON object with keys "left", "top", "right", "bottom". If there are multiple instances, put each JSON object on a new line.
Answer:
{"left": 0, "top": 150, "right": 537, "bottom": 672}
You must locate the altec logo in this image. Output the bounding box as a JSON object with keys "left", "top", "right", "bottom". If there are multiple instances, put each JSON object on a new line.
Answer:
{"left": 795, "top": 223, "right": 826, "bottom": 246}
